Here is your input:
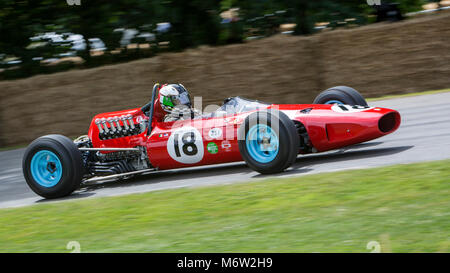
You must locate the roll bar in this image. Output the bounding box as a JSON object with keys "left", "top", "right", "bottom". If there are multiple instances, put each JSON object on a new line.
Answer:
{"left": 141, "top": 83, "right": 160, "bottom": 135}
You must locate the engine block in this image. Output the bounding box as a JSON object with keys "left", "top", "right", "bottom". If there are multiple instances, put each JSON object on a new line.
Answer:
{"left": 95, "top": 114, "right": 142, "bottom": 140}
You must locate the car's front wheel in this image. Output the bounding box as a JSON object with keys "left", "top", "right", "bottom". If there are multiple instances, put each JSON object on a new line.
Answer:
{"left": 22, "top": 134, "right": 84, "bottom": 199}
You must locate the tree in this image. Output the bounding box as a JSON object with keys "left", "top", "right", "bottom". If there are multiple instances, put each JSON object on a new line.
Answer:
{"left": 163, "top": 0, "right": 222, "bottom": 50}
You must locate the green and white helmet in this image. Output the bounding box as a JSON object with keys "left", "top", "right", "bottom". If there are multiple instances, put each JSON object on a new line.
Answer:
{"left": 159, "top": 84, "right": 192, "bottom": 114}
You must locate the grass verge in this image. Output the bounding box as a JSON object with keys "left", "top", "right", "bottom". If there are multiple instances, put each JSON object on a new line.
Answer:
{"left": 0, "top": 144, "right": 26, "bottom": 152}
{"left": 367, "top": 88, "right": 450, "bottom": 101}
{"left": 0, "top": 160, "right": 449, "bottom": 253}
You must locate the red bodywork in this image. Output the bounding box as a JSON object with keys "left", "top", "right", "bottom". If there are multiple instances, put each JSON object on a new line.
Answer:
{"left": 88, "top": 104, "right": 400, "bottom": 170}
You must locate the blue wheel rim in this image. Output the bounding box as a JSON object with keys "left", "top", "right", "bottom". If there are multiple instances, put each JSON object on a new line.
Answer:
{"left": 324, "top": 100, "right": 343, "bottom": 105}
{"left": 246, "top": 124, "right": 279, "bottom": 163}
{"left": 30, "top": 150, "right": 62, "bottom": 188}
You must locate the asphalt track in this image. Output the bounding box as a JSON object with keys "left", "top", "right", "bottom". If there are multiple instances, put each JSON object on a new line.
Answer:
{"left": 1, "top": 92, "right": 450, "bottom": 208}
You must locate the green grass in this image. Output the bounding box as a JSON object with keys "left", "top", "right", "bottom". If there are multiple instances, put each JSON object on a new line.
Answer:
{"left": 0, "top": 144, "right": 26, "bottom": 152}
{"left": 367, "top": 88, "right": 450, "bottom": 101}
{"left": 0, "top": 160, "right": 449, "bottom": 253}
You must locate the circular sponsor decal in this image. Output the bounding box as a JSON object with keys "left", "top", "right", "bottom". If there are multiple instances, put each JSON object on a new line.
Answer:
{"left": 167, "top": 126, "right": 204, "bottom": 164}
{"left": 208, "top": 128, "right": 222, "bottom": 139}
{"left": 207, "top": 142, "right": 218, "bottom": 154}
{"left": 331, "top": 104, "right": 373, "bottom": 113}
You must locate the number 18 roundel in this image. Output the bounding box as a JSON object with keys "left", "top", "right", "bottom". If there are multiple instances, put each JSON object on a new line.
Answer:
{"left": 167, "top": 126, "right": 204, "bottom": 164}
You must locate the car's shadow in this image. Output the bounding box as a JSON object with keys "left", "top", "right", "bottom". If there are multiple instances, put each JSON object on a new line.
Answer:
{"left": 34, "top": 142, "right": 413, "bottom": 203}
{"left": 35, "top": 192, "right": 97, "bottom": 204}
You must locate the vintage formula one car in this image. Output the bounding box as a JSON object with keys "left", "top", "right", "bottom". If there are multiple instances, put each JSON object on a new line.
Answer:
{"left": 22, "top": 85, "right": 400, "bottom": 199}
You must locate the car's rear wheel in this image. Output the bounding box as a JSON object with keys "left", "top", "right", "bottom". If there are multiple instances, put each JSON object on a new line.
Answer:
{"left": 313, "top": 86, "right": 368, "bottom": 106}
{"left": 238, "top": 110, "right": 299, "bottom": 174}
{"left": 22, "top": 134, "right": 84, "bottom": 199}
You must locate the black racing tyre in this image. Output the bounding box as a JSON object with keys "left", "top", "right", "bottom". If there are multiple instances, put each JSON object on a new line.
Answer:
{"left": 313, "top": 86, "right": 368, "bottom": 106}
{"left": 22, "top": 134, "right": 84, "bottom": 199}
{"left": 238, "top": 110, "right": 299, "bottom": 174}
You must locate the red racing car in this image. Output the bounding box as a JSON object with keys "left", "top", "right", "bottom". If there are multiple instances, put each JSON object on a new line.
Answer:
{"left": 22, "top": 84, "right": 401, "bottom": 199}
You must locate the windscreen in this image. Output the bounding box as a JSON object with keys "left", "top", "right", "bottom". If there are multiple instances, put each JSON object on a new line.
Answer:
{"left": 217, "top": 97, "right": 269, "bottom": 114}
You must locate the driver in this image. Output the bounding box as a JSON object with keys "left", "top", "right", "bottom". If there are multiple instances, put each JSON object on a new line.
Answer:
{"left": 158, "top": 84, "right": 200, "bottom": 122}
